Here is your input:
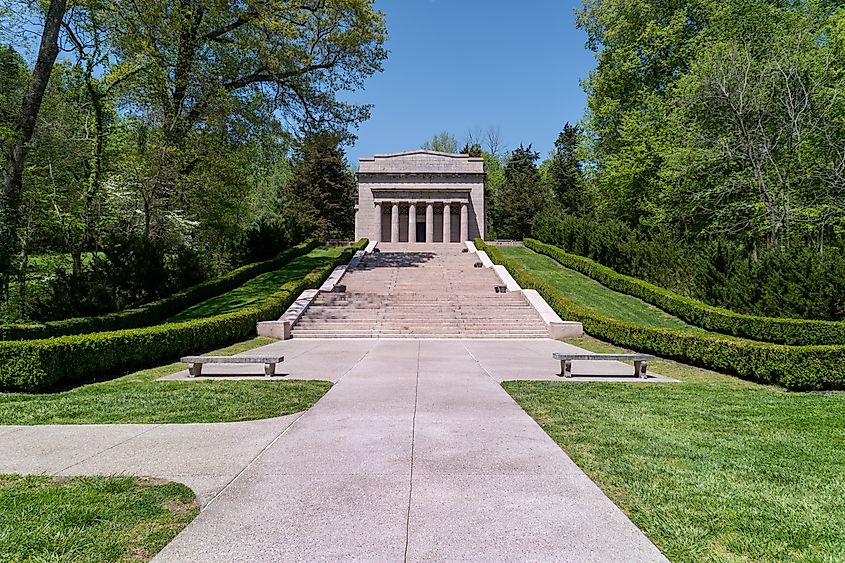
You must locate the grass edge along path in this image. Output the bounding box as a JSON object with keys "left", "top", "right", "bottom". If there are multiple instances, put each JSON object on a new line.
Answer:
{"left": 506, "top": 335, "right": 845, "bottom": 563}
{"left": 0, "top": 474, "right": 198, "bottom": 562}
{"left": 0, "top": 337, "right": 332, "bottom": 424}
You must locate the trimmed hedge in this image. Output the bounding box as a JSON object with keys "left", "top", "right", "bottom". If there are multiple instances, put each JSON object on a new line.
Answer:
{"left": 525, "top": 238, "right": 845, "bottom": 346}
{"left": 0, "top": 240, "right": 368, "bottom": 392}
{"left": 0, "top": 240, "right": 320, "bottom": 341}
{"left": 476, "top": 239, "right": 845, "bottom": 391}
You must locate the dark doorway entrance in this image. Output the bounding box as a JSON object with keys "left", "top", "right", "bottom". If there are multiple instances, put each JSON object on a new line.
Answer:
{"left": 416, "top": 222, "right": 426, "bottom": 242}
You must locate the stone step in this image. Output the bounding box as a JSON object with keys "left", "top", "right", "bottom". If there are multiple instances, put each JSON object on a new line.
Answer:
{"left": 291, "top": 246, "right": 548, "bottom": 339}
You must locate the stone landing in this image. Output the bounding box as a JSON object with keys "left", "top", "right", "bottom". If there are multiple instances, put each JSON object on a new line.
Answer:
{"left": 292, "top": 244, "right": 551, "bottom": 339}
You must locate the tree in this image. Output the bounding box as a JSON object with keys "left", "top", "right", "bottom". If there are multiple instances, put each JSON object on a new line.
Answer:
{"left": 495, "top": 145, "right": 549, "bottom": 239}
{"left": 421, "top": 131, "right": 458, "bottom": 153}
{"left": 544, "top": 122, "right": 587, "bottom": 214}
{"left": 284, "top": 131, "right": 356, "bottom": 240}
{"left": 460, "top": 143, "right": 482, "bottom": 157}
{"left": 666, "top": 8, "right": 845, "bottom": 249}
{"left": 1, "top": 0, "right": 67, "bottom": 295}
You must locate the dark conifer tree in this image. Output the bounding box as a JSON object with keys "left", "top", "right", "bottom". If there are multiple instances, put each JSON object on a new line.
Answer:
{"left": 285, "top": 132, "right": 356, "bottom": 240}
{"left": 495, "top": 144, "right": 547, "bottom": 239}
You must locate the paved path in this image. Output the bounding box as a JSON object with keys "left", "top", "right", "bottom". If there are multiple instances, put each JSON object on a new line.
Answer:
{"left": 1, "top": 339, "right": 668, "bottom": 561}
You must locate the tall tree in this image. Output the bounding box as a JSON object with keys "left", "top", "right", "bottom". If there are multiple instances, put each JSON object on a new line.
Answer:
{"left": 545, "top": 122, "right": 587, "bottom": 213}
{"left": 495, "top": 145, "right": 548, "bottom": 239}
{"left": 1, "top": 0, "right": 67, "bottom": 294}
{"left": 421, "top": 131, "right": 458, "bottom": 153}
{"left": 284, "top": 131, "right": 356, "bottom": 240}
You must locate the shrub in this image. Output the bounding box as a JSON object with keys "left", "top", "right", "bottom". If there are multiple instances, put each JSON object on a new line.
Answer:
{"left": 525, "top": 238, "right": 845, "bottom": 346}
{"left": 531, "top": 211, "right": 845, "bottom": 321}
{"left": 476, "top": 238, "right": 845, "bottom": 391}
{"left": 0, "top": 239, "right": 368, "bottom": 392}
{"left": 0, "top": 241, "right": 320, "bottom": 341}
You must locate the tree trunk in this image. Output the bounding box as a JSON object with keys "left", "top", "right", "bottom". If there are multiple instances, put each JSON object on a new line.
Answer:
{"left": 1, "top": 0, "right": 67, "bottom": 280}
{"left": 16, "top": 244, "right": 28, "bottom": 319}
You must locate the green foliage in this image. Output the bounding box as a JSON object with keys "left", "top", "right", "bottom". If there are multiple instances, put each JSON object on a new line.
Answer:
{"left": 0, "top": 241, "right": 319, "bottom": 340}
{"left": 0, "top": 240, "right": 366, "bottom": 392}
{"left": 526, "top": 238, "right": 845, "bottom": 346}
{"left": 0, "top": 475, "right": 197, "bottom": 562}
{"left": 476, "top": 238, "right": 845, "bottom": 391}
{"left": 494, "top": 145, "right": 550, "bottom": 239}
{"left": 285, "top": 132, "right": 357, "bottom": 240}
{"left": 578, "top": 0, "right": 845, "bottom": 246}
{"left": 421, "top": 131, "right": 459, "bottom": 153}
{"left": 532, "top": 211, "right": 845, "bottom": 321}
{"left": 543, "top": 122, "right": 589, "bottom": 214}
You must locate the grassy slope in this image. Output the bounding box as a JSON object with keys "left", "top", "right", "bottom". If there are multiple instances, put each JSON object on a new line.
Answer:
{"left": 497, "top": 246, "right": 701, "bottom": 330}
{"left": 0, "top": 475, "right": 197, "bottom": 562}
{"left": 168, "top": 247, "right": 344, "bottom": 323}
{"left": 500, "top": 245, "right": 845, "bottom": 560}
{"left": 0, "top": 338, "right": 331, "bottom": 424}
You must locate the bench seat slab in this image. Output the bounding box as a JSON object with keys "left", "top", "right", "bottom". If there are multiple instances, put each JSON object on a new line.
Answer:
{"left": 554, "top": 353, "right": 652, "bottom": 379}
{"left": 181, "top": 355, "right": 284, "bottom": 378}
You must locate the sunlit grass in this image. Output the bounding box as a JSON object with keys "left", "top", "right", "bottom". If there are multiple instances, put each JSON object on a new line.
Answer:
{"left": 0, "top": 338, "right": 331, "bottom": 424}
{"left": 0, "top": 474, "right": 197, "bottom": 562}
{"left": 506, "top": 335, "right": 845, "bottom": 562}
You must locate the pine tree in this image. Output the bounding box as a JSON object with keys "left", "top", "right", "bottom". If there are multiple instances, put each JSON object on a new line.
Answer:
{"left": 495, "top": 145, "right": 548, "bottom": 239}
{"left": 285, "top": 132, "right": 356, "bottom": 240}
{"left": 546, "top": 123, "right": 587, "bottom": 213}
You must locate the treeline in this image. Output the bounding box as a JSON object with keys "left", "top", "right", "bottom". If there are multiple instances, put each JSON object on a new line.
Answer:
{"left": 435, "top": 0, "right": 845, "bottom": 322}
{"left": 0, "top": 1, "right": 385, "bottom": 323}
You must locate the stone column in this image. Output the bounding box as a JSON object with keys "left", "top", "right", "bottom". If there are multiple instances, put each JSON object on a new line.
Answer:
{"left": 443, "top": 202, "right": 451, "bottom": 243}
{"left": 408, "top": 203, "right": 417, "bottom": 243}
{"left": 391, "top": 202, "right": 399, "bottom": 243}
{"left": 460, "top": 202, "right": 469, "bottom": 242}
{"left": 374, "top": 201, "right": 382, "bottom": 242}
{"left": 426, "top": 203, "right": 434, "bottom": 242}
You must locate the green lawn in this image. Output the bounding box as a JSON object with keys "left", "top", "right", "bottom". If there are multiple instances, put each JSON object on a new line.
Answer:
{"left": 498, "top": 246, "right": 699, "bottom": 330}
{"left": 168, "top": 247, "right": 345, "bottom": 322}
{"left": 506, "top": 335, "right": 845, "bottom": 562}
{"left": 0, "top": 337, "right": 331, "bottom": 424}
{"left": 0, "top": 475, "right": 197, "bottom": 562}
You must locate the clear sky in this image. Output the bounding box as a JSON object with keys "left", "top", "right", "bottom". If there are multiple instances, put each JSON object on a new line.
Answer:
{"left": 344, "top": 0, "right": 596, "bottom": 164}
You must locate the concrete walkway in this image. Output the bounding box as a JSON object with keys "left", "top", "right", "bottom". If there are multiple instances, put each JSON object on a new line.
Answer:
{"left": 1, "top": 339, "right": 668, "bottom": 561}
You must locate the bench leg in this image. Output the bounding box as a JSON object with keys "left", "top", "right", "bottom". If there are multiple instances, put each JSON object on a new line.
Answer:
{"left": 635, "top": 361, "right": 648, "bottom": 379}
{"left": 188, "top": 363, "right": 202, "bottom": 378}
{"left": 265, "top": 363, "right": 276, "bottom": 378}
{"left": 558, "top": 359, "right": 573, "bottom": 378}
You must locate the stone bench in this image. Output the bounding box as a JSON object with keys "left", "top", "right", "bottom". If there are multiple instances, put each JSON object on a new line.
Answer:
{"left": 552, "top": 352, "right": 655, "bottom": 379}
{"left": 181, "top": 355, "right": 285, "bottom": 378}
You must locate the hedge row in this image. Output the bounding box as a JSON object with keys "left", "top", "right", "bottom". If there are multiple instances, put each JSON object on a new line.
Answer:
{"left": 0, "top": 240, "right": 320, "bottom": 341}
{"left": 0, "top": 240, "right": 368, "bottom": 392}
{"left": 524, "top": 238, "right": 845, "bottom": 346}
{"left": 476, "top": 239, "right": 845, "bottom": 391}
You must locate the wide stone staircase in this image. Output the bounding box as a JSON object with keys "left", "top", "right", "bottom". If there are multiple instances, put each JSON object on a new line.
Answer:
{"left": 292, "top": 244, "right": 550, "bottom": 339}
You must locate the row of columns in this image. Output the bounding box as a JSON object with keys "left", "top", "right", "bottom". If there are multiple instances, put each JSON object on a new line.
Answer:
{"left": 376, "top": 201, "right": 469, "bottom": 243}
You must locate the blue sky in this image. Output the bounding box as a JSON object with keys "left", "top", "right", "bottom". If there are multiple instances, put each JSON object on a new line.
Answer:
{"left": 344, "top": 0, "right": 596, "bottom": 164}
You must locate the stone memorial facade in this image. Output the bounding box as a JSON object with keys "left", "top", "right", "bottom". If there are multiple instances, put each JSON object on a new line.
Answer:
{"left": 355, "top": 150, "right": 485, "bottom": 243}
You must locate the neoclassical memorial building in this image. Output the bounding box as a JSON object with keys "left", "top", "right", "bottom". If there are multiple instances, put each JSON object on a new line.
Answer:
{"left": 355, "top": 150, "right": 485, "bottom": 243}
